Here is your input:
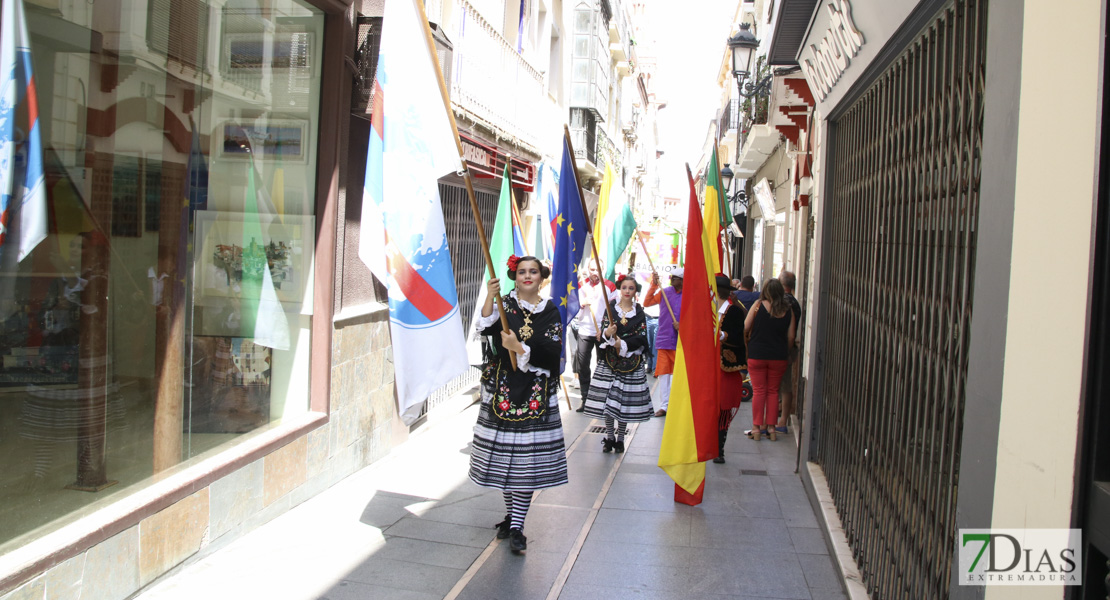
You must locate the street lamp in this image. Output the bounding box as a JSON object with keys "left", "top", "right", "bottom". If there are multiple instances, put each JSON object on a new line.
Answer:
{"left": 720, "top": 163, "right": 748, "bottom": 210}
{"left": 727, "top": 23, "right": 772, "bottom": 98}
{"left": 720, "top": 163, "right": 734, "bottom": 191}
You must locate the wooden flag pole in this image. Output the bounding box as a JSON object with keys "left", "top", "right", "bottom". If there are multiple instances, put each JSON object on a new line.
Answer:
{"left": 560, "top": 376, "right": 573, "bottom": 412}
{"left": 562, "top": 125, "right": 616, "bottom": 329}
{"left": 634, "top": 226, "right": 677, "bottom": 323}
{"left": 415, "top": 0, "right": 515, "bottom": 369}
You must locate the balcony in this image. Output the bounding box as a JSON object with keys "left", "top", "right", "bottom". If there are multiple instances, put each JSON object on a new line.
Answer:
{"left": 569, "top": 108, "right": 622, "bottom": 182}
{"left": 734, "top": 123, "right": 780, "bottom": 178}
{"left": 447, "top": 0, "right": 545, "bottom": 153}
{"left": 718, "top": 98, "right": 740, "bottom": 140}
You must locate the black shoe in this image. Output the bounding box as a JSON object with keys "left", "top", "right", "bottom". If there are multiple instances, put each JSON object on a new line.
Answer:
{"left": 613, "top": 440, "right": 625, "bottom": 453}
{"left": 602, "top": 438, "right": 614, "bottom": 453}
{"left": 713, "top": 456, "right": 726, "bottom": 464}
{"left": 509, "top": 528, "right": 527, "bottom": 554}
{"left": 494, "top": 515, "right": 511, "bottom": 539}
{"left": 575, "top": 404, "right": 585, "bottom": 413}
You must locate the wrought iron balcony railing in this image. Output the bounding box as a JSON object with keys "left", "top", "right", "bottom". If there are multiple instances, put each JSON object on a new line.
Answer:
{"left": 447, "top": 0, "right": 545, "bottom": 151}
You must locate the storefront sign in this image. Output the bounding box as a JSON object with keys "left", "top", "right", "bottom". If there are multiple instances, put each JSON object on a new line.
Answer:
{"left": 459, "top": 132, "right": 536, "bottom": 191}
{"left": 461, "top": 137, "right": 495, "bottom": 170}
{"left": 799, "top": 0, "right": 865, "bottom": 103}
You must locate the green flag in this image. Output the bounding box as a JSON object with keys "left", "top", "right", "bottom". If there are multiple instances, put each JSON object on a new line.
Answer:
{"left": 239, "top": 160, "right": 265, "bottom": 334}
{"left": 601, "top": 187, "right": 637, "bottom": 281}
{"left": 466, "top": 162, "right": 517, "bottom": 364}
{"left": 488, "top": 161, "right": 516, "bottom": 292}
{"left": 708, "top": 144, "right": 729, "bottom": 228}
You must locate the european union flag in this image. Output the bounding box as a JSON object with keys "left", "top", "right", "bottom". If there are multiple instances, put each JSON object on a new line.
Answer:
{"left": 551, "top": 137, "right": 588, "bottom": 371}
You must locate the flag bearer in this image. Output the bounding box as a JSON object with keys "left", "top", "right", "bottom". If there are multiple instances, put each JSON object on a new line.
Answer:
{"left": 469, "top": 255, "right": 568, "bottom": 555}
{"left": 582, "top": 275, "right": 653, "bottom": 452}
{"left": 714, "top": 275, "right": 748, "bottom": 463}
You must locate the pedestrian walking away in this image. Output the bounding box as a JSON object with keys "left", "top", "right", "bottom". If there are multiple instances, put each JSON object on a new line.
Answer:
{"left": 776, "top": 270, "right": 802, "bottom": 437}
{"left": 714, "top": 275, "right": 747, "bottom": 463}
{"left": 732, "top": 275, "right": 761, "bottom": 311}
{"left": 582, "top": 275, "right": 653, "bottom": 453}
{"left": 469, "top": 255, "right": 568, "bottom": 555}
{"left": 644, "top": 268, "right": 683, "bottom": 416}
{"left": 743, "top": 278, "right": 795, "bottom": 442}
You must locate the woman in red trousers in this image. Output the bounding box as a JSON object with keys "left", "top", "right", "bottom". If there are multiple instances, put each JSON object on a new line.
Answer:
{"left": 743, "top": 278, "right": 795, "bottom": 441}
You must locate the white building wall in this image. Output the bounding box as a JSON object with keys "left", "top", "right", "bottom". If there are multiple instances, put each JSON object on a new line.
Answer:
{"left": 984, "top": 1, "right": 1101, "bottom": 597}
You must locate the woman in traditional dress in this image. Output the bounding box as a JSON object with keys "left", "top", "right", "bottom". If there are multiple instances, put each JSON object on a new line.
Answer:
{"left": 470, "top": 255, "right": 567, "bottom": 555}
{"left": 714, "top": 274, "right": 747, "bottom": 464}
{"left": 582, "top": 274, "right": 652, "bottom": 453}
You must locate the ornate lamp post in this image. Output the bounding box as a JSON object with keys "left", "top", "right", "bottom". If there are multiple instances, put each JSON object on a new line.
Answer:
{"left": 727, "top": 23, "right": 773, "bottom": 98}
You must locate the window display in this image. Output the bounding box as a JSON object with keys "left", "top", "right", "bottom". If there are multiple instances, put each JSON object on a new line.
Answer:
{"left": 0, "top": 0, "right": 324, "bottom": 556}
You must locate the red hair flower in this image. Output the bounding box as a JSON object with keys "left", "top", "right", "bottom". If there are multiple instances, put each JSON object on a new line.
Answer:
{"left": 507, "top": 254, "right": 521, "bottom": 271}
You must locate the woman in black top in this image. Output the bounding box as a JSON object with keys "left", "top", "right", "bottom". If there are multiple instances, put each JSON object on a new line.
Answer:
{"left": 743, "top": 278, "right": 796, "bottom": 441}
{"left": 471, "top": 255, "right": 568, "bottom": 555}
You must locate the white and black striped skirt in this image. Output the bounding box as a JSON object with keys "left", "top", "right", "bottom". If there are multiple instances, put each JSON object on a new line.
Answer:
{"left": 582, "top": 361, "right": 652, "bottom": 423}
{"left": 469, "top": 388, "right": 569, "bottom": 491}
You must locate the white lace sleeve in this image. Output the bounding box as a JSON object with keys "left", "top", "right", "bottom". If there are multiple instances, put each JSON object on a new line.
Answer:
{"left": 474, "top": 300, "right": 500, "bottom": 332}
{"left": 515, "top": 342, "right": 551, "bottom": 376}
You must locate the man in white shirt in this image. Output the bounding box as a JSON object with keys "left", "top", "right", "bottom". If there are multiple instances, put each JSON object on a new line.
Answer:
{"left": 571, "top": 263, "right": 614, "bottom": 411}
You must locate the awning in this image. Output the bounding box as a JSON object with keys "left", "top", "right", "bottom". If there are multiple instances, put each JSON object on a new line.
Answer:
{"left": 767, "top": 0, "right": 819, "bottom": 66}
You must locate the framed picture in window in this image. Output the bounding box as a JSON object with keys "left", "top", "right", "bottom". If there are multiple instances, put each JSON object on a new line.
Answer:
{"left": 222, "top": 31, "right": 314, "bottom": 75}
{"left": 193, "top": 210, "right": 315, "bottom": 312}
{"left": 188, "top": 336, "right": 271, "bottom": 433}
{"left": 218, "top": 119, "right": 308, "bottom": 163}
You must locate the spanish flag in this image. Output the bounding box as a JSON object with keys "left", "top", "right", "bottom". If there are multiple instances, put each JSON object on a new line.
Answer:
{"left": 657, "top": 165, "right": 721, "bottom": 505}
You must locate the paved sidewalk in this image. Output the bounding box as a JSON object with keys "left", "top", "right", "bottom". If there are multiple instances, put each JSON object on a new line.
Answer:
{"left": 136, "top": 384, "right": 847, "bottom": 600}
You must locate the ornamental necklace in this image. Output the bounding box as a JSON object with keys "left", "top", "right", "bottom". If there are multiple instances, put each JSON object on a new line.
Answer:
{"left": 518, "top": 309, "right": 534, "bottom": 342}
{"left": 517, "top": 296, "right": 540, "bottom": 342}
{"left": 618, "top": 301, "right": 634, "bottom": 325}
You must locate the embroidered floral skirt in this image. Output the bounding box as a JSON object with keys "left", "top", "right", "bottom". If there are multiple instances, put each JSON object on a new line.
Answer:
{"left": 582, "top": 360, "right": 652, "bottom": 423}
{"left": 469, "top": 387, "right": 569, "bottom": 491}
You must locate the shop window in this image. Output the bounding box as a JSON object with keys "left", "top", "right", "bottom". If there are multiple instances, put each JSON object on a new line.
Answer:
{"left": 0, "top": 0, "right": 324, "bottom": 559}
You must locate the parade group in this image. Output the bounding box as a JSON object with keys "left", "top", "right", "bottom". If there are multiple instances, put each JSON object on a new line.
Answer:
{"left": 466, "top": 253, "right": 802, "bottom": 555}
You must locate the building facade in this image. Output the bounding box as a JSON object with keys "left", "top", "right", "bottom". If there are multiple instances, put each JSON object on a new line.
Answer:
{"left": 0, "top": 0, "right": 660, "bottom": 598}
{"left": 762, "top": 0, "right": 1107, "bottom": 598}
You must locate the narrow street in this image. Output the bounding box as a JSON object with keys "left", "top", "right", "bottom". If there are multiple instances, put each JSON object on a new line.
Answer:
{"left": 135, "top": 383, "right": 846, "bottom": 600}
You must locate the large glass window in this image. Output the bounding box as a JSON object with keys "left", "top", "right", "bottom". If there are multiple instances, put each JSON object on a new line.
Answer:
{"left": 0, "top": 0, "right": 323, "bottom": 555}
{"left": 570, "top": 1, "right": 607, "bottom": 116}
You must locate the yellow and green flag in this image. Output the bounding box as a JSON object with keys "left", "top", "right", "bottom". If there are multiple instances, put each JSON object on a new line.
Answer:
{"left": 702, "top": 143, "right": 725, "bottom": 278}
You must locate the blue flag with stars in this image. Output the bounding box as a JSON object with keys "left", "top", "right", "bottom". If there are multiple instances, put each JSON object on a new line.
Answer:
{"left": 551, "top": 137, "right": 588, "bottom": 371}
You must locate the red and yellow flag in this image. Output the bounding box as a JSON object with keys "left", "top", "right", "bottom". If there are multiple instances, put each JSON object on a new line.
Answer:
{"left": 657, "top": 165, "right": 721, "bottom": 506}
